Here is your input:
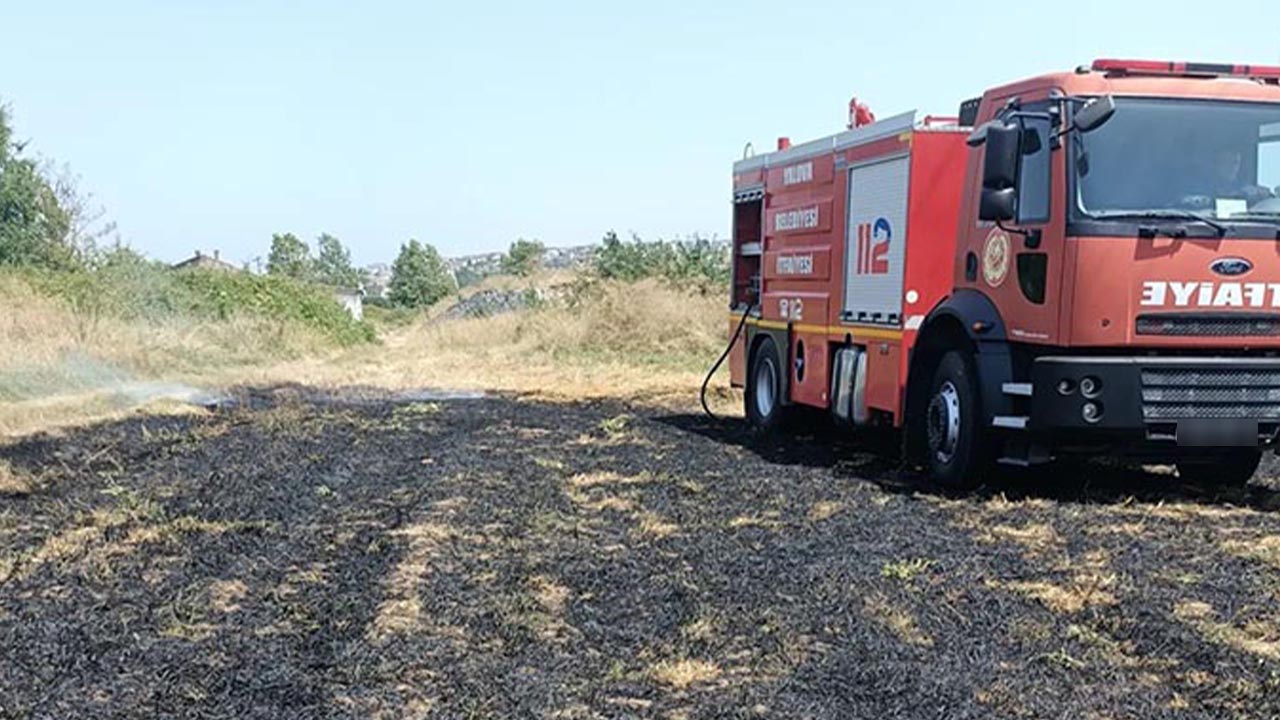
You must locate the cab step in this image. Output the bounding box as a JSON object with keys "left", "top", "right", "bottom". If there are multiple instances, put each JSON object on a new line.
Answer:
{"left": 997, "top": 456, "right": 1035, "bottom": 467}
{"left": 1002, "top": 382, "right": 1033, "bottom": 397}
{"left": 992, "top": 415, "right": 1028, "bottom": 430}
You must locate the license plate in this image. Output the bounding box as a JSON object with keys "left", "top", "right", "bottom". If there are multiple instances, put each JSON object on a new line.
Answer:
{"left": 1176, "top": 419, "right": 1258, "bottom": 447}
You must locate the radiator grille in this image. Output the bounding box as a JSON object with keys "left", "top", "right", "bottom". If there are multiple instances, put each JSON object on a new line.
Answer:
{"left": 1142, "top": 367, "right": 1280, "bottom": 420}
{"left": 1136, "top": 313, "right": 1280, "bottom": 337}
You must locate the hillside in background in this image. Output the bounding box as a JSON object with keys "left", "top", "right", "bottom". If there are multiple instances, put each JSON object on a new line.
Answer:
{"left": 362, "top": 245, "right": 599, "bottom": 299}
{"left": 2, "top": 237, "right": 734, "bottom": 436}
{"left": 364, "top": 239, "right": 728, "bottom": 298}
{"left": 448, "top": 243, "right": 597, "bottom": 277}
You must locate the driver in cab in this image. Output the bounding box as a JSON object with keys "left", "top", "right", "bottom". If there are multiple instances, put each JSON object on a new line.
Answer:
{"left": 1205, "top": 146, "right": 1274, "bottom": 205}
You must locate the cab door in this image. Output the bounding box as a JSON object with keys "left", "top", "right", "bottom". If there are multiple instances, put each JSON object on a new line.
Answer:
{"left": 962, "top": 97, "right": 1068, "bottom": 344}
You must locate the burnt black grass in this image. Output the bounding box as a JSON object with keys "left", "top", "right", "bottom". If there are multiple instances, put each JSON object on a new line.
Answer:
{"left": 2, "top": 387, "right": 1280, "bottom": 718}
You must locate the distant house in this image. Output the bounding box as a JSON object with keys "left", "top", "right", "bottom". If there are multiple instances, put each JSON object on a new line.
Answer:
{"left": 172, "top": 250, "right": 239, "bottom": 272}
{"left": 363, "top": 263, "right": 393, "bottom": 299}
{"left": 332, "top": 286, "right": 365, "bottom": 321}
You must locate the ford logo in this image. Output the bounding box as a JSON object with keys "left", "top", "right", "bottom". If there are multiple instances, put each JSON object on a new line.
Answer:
{"left": 1211, "top": 257, "right": 1253, "bottom": 276}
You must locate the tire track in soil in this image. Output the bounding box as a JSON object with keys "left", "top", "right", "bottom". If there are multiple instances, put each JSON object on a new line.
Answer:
{"left": 2, "top": 386, "right": 1280, "bottom": 718}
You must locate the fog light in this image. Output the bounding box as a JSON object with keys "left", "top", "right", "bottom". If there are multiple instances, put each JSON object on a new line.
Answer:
{"left": 1082, "top": 401, "right": 1103, "bottom": 423}
{"left": 1057, "top": 378, "right": 1076, "bottom": 395}
{"left": 1080, "top": 376, "right": 1102, "bottom": 398}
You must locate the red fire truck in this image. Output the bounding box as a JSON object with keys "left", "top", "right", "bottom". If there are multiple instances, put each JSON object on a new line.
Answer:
{"left": 727, "top": 59, "right": 1280, "bottom": 488}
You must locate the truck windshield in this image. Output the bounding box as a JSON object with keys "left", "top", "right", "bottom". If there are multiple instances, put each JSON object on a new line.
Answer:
{"left": 1075, "top": 98, "right": 1280, "bottom": 222}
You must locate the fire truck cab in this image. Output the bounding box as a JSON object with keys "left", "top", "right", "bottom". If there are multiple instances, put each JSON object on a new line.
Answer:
{"left": 728, "top": 60, "right": 1280, "bottom": 487}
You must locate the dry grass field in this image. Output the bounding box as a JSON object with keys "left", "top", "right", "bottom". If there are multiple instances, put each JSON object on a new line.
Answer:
{"left": 0, "top": 272, "right": 363, "bottom": 437}
{"left": 257, "top": 278, "right": 731, "bottom": 403}
{"left": 0, "top": 274, "right": 735, "bottom": 437}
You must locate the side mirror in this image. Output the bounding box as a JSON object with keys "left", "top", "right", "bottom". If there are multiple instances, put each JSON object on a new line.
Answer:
{"left": 980, "top": 187, "right": 1017, "bottom": 222}
{"left": 979, "top": 122, "right": 1021, "bottom": 222}
{"left": 1073, "top": 95, "right": 1116, "bottom": 133}
{"left": 982, "top": 122, "right": 1021, "bottom": 191}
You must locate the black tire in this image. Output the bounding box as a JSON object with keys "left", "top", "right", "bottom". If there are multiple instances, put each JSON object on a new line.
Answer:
{"left": 745, "top": 336, "right": 790, "bottom": 435}
{"left": 924, "top": 350, "right": 990, "bottom": 489}
{"left": 1176, "top": 450, "right": 1262, "bottom": 486}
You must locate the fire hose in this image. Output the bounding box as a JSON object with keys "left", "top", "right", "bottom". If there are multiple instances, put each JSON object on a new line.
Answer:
{"left": 699, "top": 304, "right": 755, "bottom": 421}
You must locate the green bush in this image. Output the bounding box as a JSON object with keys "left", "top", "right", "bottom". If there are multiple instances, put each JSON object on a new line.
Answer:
{"left": 20, "top": 250, "right": 188, "bottom": 329}
{"left": 174, "top": 269, "right": 376, "bottom": 346}
{"left": 22, "top": 259, "right": 375, "bottom": 347}
{"left": 593, "top": 231, "right": 729, "bottom": 287}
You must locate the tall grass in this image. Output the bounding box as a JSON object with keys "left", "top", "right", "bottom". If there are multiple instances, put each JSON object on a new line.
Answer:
{"left": 1, "top": 274, "right": 352, "bottom": 391}
{"left": 1, "top": 260, "right": 735, "bottom": 436}
{"left": 0, "top": 264, "right": 376, "bottom": 435}
{"left": 296, "top": 278, "right": 733, "bottom": 403}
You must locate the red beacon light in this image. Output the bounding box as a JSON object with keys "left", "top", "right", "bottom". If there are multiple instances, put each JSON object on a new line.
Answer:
{"left": 1091, "top": 58, "right": 1280, "bottom": 82}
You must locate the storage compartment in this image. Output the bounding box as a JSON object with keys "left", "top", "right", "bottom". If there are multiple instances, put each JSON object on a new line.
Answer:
{"left": 732, "top": 194, "right": 763, "bottom": 310}
{"left": 842, "top": 155, "right": 910, "bottom": 325}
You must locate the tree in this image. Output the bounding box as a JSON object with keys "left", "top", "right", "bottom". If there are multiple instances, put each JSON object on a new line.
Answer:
{"left": 0, "top": 103, "right": 75, "bottom": 270}
{"left": 501, "top": 237, "right": 545, "bottom": 277}
{"left": 50, "top": 163, "right": 118, "bottom": 263}
{"left": 314, "top": 233, "right": 362, "bottom": 287}
{"left": 388, "top": 239, "right": 455, "bottom": 309}
{"left": 266, "top": 232, "right": 311, "bottom": 279}
{"left": 0, "top": 104, "right": 9, "bottom": 156}
{"left": 594, "top": 231, "right": 666, "bottom": 281}
{"left": 592, "top": 231, "right": 729, "bottom": 286}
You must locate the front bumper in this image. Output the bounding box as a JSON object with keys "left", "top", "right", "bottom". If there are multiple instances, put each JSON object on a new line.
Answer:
{"left": 1028, "top": 356, "right": 1280, "bottom": 447}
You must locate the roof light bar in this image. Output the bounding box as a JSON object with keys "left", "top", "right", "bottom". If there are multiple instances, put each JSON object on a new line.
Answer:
{"left": 1091, "top": 59, "right": 1280, "bottom": 81}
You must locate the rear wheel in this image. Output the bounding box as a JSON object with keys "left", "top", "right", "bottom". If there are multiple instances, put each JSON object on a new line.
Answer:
{"left": 746, "top": 336, "right": 790, "bottom": 434}
{"left": 1176, "top": 450, "right": 1262, "bottom": 486}
{"left": 925, "top": 351, "right": 989, "bottom": 489}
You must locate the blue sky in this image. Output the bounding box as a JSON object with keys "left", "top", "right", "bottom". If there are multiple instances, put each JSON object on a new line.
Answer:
{"left": 2, "top": 0, "right": 1277, "bottom": 266}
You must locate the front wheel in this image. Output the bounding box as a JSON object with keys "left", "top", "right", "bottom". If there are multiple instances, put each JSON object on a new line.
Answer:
{"left": 1176, "top": 450, "right": 1262, "bottom": 486}
{"left": 745, "top": 336, "right": 790, "bottom": 435}
{"left": 924, "top": 351, "right": 989, "bottom": 489}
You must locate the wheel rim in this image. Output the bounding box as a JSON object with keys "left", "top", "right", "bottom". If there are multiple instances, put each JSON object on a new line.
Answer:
{"left": 754, "top": 356, "right": 777, "bottom": 419}
{"left": 927, "top": 380, "right": 962, "bottom": 464}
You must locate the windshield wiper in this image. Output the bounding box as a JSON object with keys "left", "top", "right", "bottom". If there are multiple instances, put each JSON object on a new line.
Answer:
{"left": 1089, "top": 210, "right": 1228, "bottom": 237}
{"left": 1136, "top": 225, "right": 1189, "bottom": 240}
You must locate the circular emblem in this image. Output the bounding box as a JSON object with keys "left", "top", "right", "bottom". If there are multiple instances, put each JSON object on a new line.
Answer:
{"left": 1211, "top": 257, "right": 1253, "bottom": 277}
{"left": 982, "top": 229, "right": 1011, "bottom": 288}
